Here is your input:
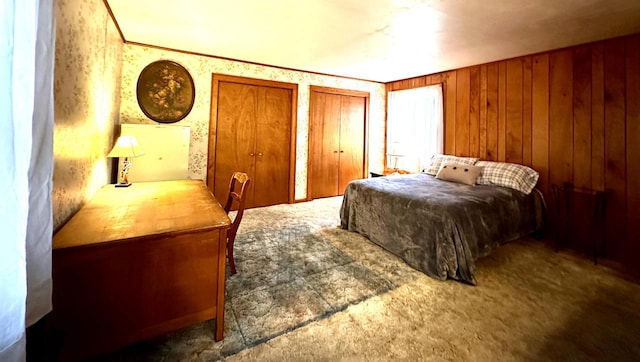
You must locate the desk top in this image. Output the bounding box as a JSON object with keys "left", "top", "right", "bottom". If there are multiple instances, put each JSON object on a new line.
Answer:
{"left": 53, "top": 180, "right": 231, "bottom": 250}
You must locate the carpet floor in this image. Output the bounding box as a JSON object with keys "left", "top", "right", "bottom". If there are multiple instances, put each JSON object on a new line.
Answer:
{"left": 96, "top": 196, "right": 640, "bottom": 362}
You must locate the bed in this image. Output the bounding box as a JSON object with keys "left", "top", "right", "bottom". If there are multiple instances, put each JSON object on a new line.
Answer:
{"left": 339, "top": 171, "right": 544, "bottom": 285}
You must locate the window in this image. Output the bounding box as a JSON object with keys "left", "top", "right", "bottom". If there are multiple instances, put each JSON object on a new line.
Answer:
{"left": 386, "top": 84, "right": 443, "bottom": 173}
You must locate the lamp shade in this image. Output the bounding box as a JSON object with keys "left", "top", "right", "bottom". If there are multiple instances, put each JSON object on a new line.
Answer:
{"left": 386, "top": 141, "right": 408, "bottom": 157}
{"left": 107, "top": 135, "right": 145, "bottom": 158}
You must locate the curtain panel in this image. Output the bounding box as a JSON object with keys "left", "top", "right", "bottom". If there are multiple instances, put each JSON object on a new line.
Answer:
{"left": 387, "top": 84, "right": 443, "bottom": 173}
{"left": 0, "top": 0, "right": 54, "bottom": 360}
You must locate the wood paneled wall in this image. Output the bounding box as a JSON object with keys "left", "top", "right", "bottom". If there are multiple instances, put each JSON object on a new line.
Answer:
{"left": 386, "top": 33, "right": 640, "bottom": 274}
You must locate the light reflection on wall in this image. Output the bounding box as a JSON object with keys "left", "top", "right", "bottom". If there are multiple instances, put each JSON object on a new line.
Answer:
{"left": 89, "top": 160, "right": 110, "bottom": 198}
{"left": 52, "top": 0, "right": 123, "bottom": 231}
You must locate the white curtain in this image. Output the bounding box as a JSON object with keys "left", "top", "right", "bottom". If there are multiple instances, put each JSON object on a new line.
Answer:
{"left": 0, "top": 0, "right": 54, "bottom": 361}
{"left": 387, "top": 84, "right": 443, "bottom": 173}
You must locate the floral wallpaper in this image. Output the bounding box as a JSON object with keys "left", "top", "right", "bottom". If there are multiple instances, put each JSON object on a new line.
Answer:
{"left": 120, "top": 45, "right": 386, "bottom": 200}
{"left": 52, "top": 0, "right": 123, "bottom": 230}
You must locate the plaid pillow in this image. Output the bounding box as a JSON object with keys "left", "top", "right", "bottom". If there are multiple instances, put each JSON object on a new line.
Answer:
{"left": 424, "top": 154, "right": 479, "bottom": 176}
{"left": 476, "top": 161, "right": 539, "bottom": 194}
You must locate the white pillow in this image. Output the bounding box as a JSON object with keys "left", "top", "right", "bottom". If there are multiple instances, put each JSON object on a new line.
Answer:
{"left": 435, "top": 162, "right": 482, "bottom": 186}
{"left": 424, "top": 154, "right": 479, "bottom": 176}
{"left": 476, "top": 161, "right": 539, "bottom": 194}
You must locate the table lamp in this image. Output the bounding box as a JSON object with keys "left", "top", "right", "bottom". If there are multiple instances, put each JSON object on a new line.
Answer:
{"left": 386, "top": 153, "right": 407, "bottom": 173}
{"left": 386, "top": 141, "right": 408, "bottom": 173}
{"left": 107, "top": 135, "right": 145, "bottom": 187}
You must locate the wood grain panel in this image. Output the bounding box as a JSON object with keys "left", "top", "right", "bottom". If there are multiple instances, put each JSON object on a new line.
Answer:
{"left": 385, "top": 33, "right": 640, "bottom": 276}
{"left": 486, "top": 63, "right": 499, "bottom": 161}
{"left": 479, "top": 65, "right": 488, "bottom": 159}
{"left": 411, "top": 77, "right": 427, "bottom": 88}
{"left": 570, "top": 46, "right": 594, "bottom": 248}
{"left": 548, "top": 49, "right": 573, "bottom": 242}
{"left": 604, "top": 39, "right": 627, "bottom": 259}
{"left": 426, "top": 73, "right": 443, "bottom": 85}
{"left": 532, "top": 54, "right": 550, "bottom": 195}
{"left": 254, "top": 86, "right": 292, "bottom": 207}
{"left": 215, "top": 82, "right": 257, "bottom": 205}
{"left": 308, "top": 92, "right": 341, "bottom": 198}
{"left": 591, "top": 44, "right": 605, "bottom": 192}
{"left": 455, "top": 68, "right": 470, "bottom": 155}
{"left": 572, "top": 46, "right": 593, "bottom": 190}
{"left": 506, "top": 59, "right": 524, "bottom": 164}
{"left": 338, "top": 95, "right": 366, "bottom": 193}
{"left": 522, "top": 57, "right": 533, "bottom": 167}
{"left": 469, "top": 66, "right": 481, "bottom": 158}
{"left": 498, "top": 61, "right": 507, "bottom": 161}
{"left": 549, "top": 50, "right": 573, "bottom": 189}
{"left": 445, "top": 71, "right": 457, "bottom": 154}
{"left": 625, "top": 36, "right": 640, "bottom": 263}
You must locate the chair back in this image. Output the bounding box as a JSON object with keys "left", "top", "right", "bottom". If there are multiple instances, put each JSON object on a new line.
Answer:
{"left": 224, "top": 172, "right": 250, "bottom": 239}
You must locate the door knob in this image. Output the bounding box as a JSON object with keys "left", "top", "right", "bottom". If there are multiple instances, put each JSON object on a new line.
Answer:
{"left": 257, "top": 152, "right": 263, "bottom": 156}
{"left": 249, "top": 153, "right": 255, "bottom": 157}
{"left": 340, "top": 150, "right": 344, "bottom": 153}
{"left": 333, "top": 150, "right": 338, "bottom": 153}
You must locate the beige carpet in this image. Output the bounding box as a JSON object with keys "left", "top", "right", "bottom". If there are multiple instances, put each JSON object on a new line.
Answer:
{"left": 95, "top": 196, "right": 640, "bottom": 361}
{"left": 225, "top": 197, "right": 640, "bottom": 362}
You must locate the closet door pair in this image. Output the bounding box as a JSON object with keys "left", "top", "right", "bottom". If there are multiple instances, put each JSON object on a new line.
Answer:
{"left": 308, "top": 87, "right": 368, "bottom": 199}
{"left": 212, "top": 76, "right": 295, "bottom": 208}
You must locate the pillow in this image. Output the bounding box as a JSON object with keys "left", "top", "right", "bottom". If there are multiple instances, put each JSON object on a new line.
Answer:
{"left": 435, "top": 162, "right": 482, "bottom": 186}
{"left": 424, "top": 155, "right": 480, "bottom": 175}
{"left": 475, "top": 161, "right": 539, "bottom": 194}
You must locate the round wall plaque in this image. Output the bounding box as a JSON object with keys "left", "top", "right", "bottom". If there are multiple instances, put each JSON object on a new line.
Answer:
{"left": 136, "top": 60, "right": 195, "bottom": 123}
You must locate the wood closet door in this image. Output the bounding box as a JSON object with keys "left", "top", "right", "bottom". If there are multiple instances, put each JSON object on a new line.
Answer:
{"left": 308, "top": 92, "right": 341, "bottom": 199}
{"left": 254, "top": 86, "right": 292, "bottom": 207}
{"left": 308, "top": 89, "right": 366, "bottom": 199}
{"left": 214, "top": 82, "right": 257, "bottom": 206}
{"left": 338, "top": 95, "right": 366, "bottom": 194}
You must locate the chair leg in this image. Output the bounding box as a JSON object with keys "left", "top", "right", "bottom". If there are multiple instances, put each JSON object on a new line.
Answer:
{"left": 227, "top": 238, "right": 237, "bottom": 275}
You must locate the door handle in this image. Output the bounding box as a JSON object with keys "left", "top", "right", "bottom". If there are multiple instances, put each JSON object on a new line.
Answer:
{"left": 333, "top": 150, "right": 338, "bottom": 153}
{"left": 257, "top": 152, "right": 263, "bottom": 156}
{"left": 340, "top": 150, "right": 344, "bottom": 153}
{"left": 249, "top": 153, "right": 255, "bottom": 157}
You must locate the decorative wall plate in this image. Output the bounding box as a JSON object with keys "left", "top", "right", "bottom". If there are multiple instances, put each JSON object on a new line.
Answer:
{"left": 136, "top": 60, "right": 195, "bottom": 123}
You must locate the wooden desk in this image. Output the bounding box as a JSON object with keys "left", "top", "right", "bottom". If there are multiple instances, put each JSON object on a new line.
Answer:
{"left": 52, "top": 180, "right": 230, "bottom": 360}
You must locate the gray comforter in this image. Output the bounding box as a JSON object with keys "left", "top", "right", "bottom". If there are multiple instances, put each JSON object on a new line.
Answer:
{"left": 340, "top": 173, "right": 544, "bottom": 285}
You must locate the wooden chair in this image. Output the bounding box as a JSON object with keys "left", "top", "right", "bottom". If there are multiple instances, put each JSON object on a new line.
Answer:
{"left": 223, "top": 172, "right": 250, "bottom": 275}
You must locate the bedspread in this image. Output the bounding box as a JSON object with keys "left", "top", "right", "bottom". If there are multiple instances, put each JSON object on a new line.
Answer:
{"left": 340, "top": 173, "right": 544, "bottom": 285}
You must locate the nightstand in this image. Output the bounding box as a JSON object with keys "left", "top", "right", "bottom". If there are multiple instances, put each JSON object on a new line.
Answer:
{"left": 552, "top": 182, "right": 608, "bottom": 265}
{"left": 370, "top": 169, "right": 410, "bottom": 177}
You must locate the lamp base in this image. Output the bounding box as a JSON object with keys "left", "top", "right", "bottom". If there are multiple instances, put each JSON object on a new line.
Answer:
{"left": 115, "top": 182, "right": 131, "bottom": 188}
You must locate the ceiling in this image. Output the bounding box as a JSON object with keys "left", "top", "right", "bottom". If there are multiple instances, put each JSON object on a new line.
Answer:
{"left": 106, "top": 0, "right": 640, "bottom": 83}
